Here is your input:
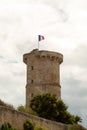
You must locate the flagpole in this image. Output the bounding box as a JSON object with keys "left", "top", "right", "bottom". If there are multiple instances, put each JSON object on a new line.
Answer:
{"left": 38, "top": 35, "right": 39, "bottom": 50}
{"left": 38, "top": 35, "right": 44, "bottom": 50}
{"left": 38, "top": 40, "right": 39, "bottom": 50}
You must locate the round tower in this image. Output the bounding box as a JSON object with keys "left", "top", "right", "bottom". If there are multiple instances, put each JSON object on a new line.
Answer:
{"left": 23, "top": 49, "right": 63, "bottom": 108}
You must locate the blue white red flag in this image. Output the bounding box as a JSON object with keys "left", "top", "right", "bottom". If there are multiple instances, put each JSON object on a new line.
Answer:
{"left": 38, "top": 35, "right": 45, "bottom": 41}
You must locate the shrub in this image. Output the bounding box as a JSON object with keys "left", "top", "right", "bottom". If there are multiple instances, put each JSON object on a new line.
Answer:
{"left": 17, "top": 105, "right": 26, "bottom": 112}
{"left": 30, "top": 93, "right": 82, "bottom": 124}
{"left": 17, "top": 105, "right": 37, "bottom": 116}
{"left": 23, "top": 120, "right": 34, "bottom": 130}
{"left": 69, "top": 124, "right": 86, "bottom": 130}
{"left": 34, "top": 126, "right": 46, "bottom": 130}
{"left": 0, "top": 123, "right": 16, "bottom": 130}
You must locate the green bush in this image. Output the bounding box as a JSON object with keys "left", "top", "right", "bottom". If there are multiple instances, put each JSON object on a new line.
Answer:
{"left": 17, "top": 105, "right": 37, "bottom": 116}
{"left": 23, "top": 120, "right": 46, "bottom": 130}
{"left": 30, "top": 93, "right": 82, "bottom": 124}
{"left": 34, "top": 126, "right": 46, "bottom": 130}
{"left": 69, "top": 124, "right": 86, "bottom": 130}
{"left": 23, "top": 120, "right": 34, "bottom": 130}
{"left": 0, "top": 123, "right": 16, "bottom": 130}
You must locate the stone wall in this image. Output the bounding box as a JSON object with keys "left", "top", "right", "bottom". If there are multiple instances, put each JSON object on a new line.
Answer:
{"left": 0, "top": 106, "right": 68, "bottom": 130}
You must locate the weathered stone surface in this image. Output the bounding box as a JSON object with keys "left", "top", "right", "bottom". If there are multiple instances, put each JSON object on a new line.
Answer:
{"left": 0, "top": 106, "right": 68, "bottom": 130}
{"left": 23, "top": 49, "right": 63, "bottom": 108}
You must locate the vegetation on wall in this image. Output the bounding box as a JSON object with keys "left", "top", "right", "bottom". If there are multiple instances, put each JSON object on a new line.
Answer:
{"left": 34, "top": 125, "right": 46, "bottom": 130}
{"left": 23, "top": 120, "right": 46, "bottom": 130}
{"left": 0, "top": 99, "right": 14, "bottom": 109}
{"left": 30, "top": 93, "right": 82, "bottom": 124}
{"left": 68, "top": 124, "right": 86, "bottom": 130}
{"left": 23, "top": 120, "right": 34, "bottom": 130}
{"left": 0, "top": 121, "right": 86, "bottom": 130}
{"left": 17, "top": 105, "right": 37, "bottom": 115}
{"left": 0, "top": 121, "right": 46, "bottom": 130}
{"left": 0, "top": 123, "right": 16, "bottom": 130}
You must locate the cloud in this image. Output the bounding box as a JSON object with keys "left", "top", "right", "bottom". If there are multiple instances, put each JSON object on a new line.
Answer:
{"left": 0, "top": 58, "right": 26, "bottom": 107}
{"left": 61, "top": 44, "right": 87, "bottom": 127}
{"left": 61, "top": 70, "right": 87, "bottom": 126}
{"left": 64, "top": 44, "right": 87, "bottom": 68}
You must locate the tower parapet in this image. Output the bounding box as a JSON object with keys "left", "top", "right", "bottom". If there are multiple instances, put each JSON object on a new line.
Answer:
{"left": 23, "top": 49, "right": 63, "bottom": 108}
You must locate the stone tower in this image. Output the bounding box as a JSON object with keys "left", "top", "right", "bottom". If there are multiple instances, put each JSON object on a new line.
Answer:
{"left": 23, "top": 49, "right": 63, "bottom": 108}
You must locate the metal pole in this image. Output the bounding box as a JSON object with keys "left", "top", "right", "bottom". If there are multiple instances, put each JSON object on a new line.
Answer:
{"left": 38, "top": 40, "right": 39, "bottom": 50}
{"left": 38, "top": 35, "right": 39, "bottom": 50}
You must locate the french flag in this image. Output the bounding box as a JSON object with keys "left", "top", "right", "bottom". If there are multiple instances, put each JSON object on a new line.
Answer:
{"left": 38, "top": 35, "right": 45, "bottom": 41}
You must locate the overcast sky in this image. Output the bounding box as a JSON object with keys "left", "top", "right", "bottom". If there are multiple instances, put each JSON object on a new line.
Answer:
{"left": 0, "top": 0, "right": 87, "bottom": 128}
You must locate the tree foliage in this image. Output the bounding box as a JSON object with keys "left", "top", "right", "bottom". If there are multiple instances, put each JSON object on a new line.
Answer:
{"left": 30, "top": 93, "right": 58, "bottom": 120}
{"left": 30, "top": 93, "right": 82, "bottom": 124}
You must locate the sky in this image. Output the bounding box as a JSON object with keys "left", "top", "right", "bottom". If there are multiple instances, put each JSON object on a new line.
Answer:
{"left": 0, "top": 0, "right": 87, "bottom": 128}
